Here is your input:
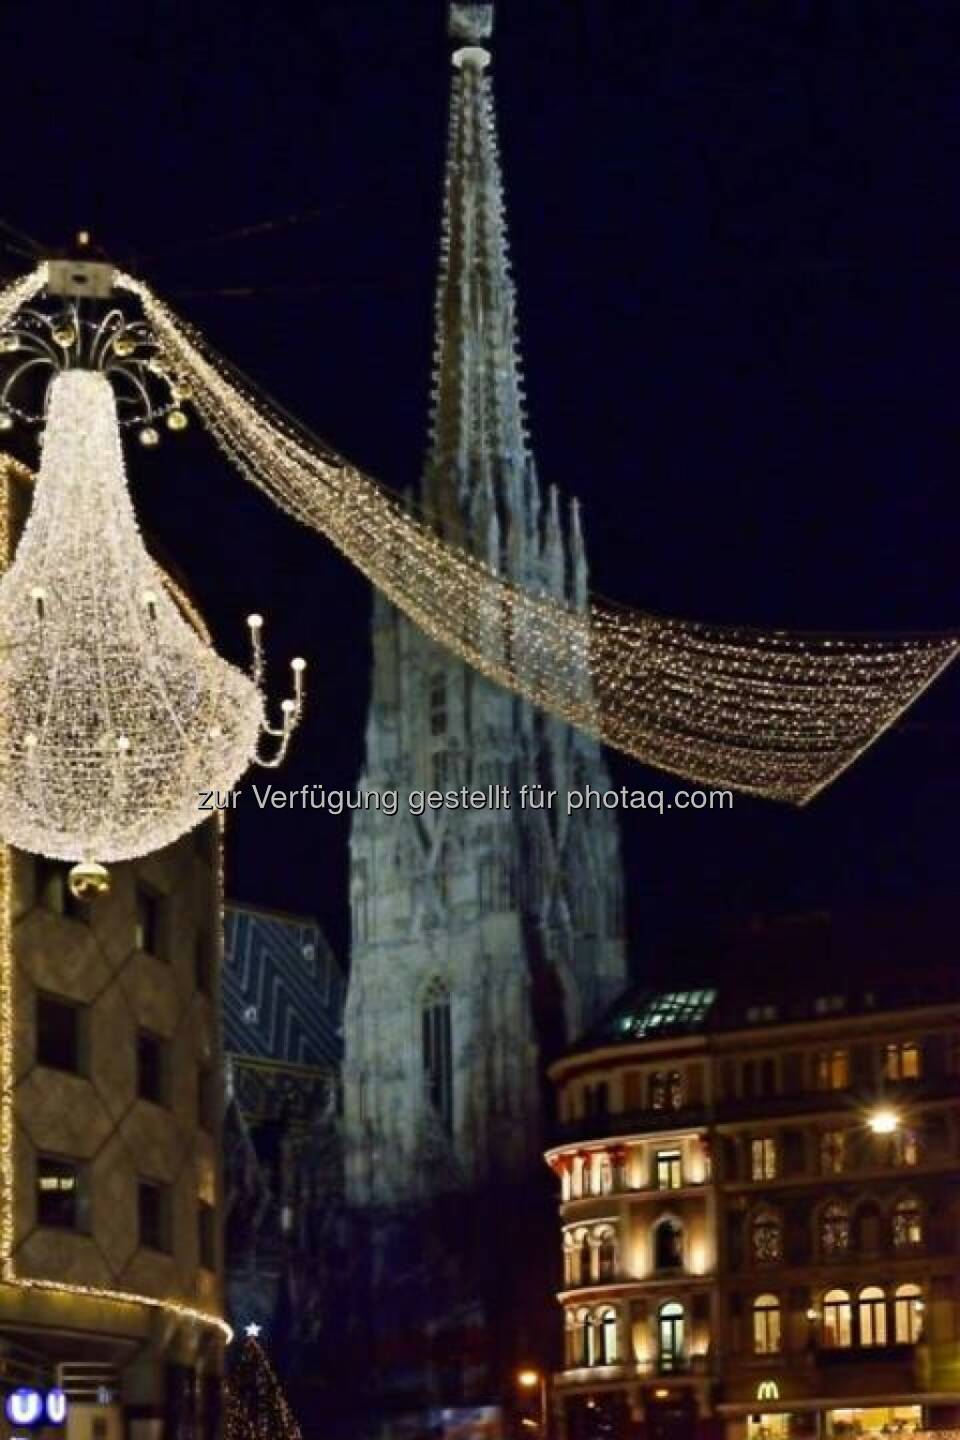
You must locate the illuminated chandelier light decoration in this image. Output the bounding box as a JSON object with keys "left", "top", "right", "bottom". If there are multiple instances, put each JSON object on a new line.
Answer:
{"left": 117, "top": 271, "right": 958, "bottom": 806}
{"left": 0, "top": 303, "right": 305, "bottom": 895}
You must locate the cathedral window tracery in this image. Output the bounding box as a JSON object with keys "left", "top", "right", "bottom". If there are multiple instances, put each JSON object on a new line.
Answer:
{"left": 421, "top": 977, "right": 453, "bottom": 1134}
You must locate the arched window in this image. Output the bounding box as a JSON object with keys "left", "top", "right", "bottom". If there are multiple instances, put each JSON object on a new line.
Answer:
{"left": 822, "top": 1289, "right": 853, "bottom": 1348}
{"left": 858, "top": 1286, "right": 887, "bottom": 1347}
{"left": 893, "top": 1196, "right": 923, "bottom": 1249}
{"left": 654, "top": 1217, "right": 683, "bottom": 1271}
{"left": 658, "top": 1301, "right": 685, "bottom": 1371}
{"left": 575, "top": 1307, "right": 593, "bottom": 1366}
{"left": 597, "top": 1307, "right": 619, "bottom": 1364}
{"left": 598, "top": 1152, "right": 614, "bottom": 1195}
{"left": 751, "top": 1210, "right": 782, "bottom": 1263}
{"left": 650, "top": 1072, "right": 667, "bottom": 1110}
{"left": 421, "top": 978, "right": 453, "bottom": 1134}
{"left": 820, "top": 1202, "right": 851, "bottom": 1255}
{"left": 564, "top": 1310, "right": 580, "bottom": 1368}
{"left": 894, "top": 1284, "right": 924, "bottom": 1344}
{"left": 562, "top": 1233, "right": 577, "bottom": 1287}
{"left": 597, "top": 1228, "right": 617, "bottom": 1281}
{"left": 753, "top": 1294, "right": 782, "bottom": 1355}
{"left": 579, "top": 1230, "right": 592, "bottom": 1284}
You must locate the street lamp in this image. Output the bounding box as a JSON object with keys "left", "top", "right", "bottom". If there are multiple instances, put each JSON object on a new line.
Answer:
{"left": 867, "top": 1108, "right": 899, "bottom": 1136}
{"left": 517, "top": 1369, "right": 548, "bottom": 1439}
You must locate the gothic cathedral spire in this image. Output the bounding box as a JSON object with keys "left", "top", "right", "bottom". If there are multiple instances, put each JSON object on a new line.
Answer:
{"left": 343, "top": 0, "right": 628, "bottom": 1209}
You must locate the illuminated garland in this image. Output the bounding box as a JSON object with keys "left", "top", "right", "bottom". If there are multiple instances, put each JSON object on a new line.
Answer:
{"left": 0, "top": 458, "right": 231, "bottom": 1340}
{"left": 117, "top": 271, "right": 958, "bottom": 805}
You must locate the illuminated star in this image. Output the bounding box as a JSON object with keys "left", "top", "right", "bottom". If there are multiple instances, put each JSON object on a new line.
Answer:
{"left": 244, "top": 1322, "right": 262, "bottom": 1338}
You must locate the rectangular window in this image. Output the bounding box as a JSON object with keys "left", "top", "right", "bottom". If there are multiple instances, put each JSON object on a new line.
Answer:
{"left": 885, "top": 1041, "right": 921, "bottom": 1081}
{"left": 137, "top": 1031, "right": 169, "bottom": 1106}
{"left": 751, "top": 1136, "right": 777, "bottom": 1181}
{"left": 36, "top": 1155, "right": 80, "bottom": 1229}
{"left": 820, "top": 1130, "right": 846, "bottom": 1175}
{"left": 815, "top": 1049, "right": 849, "bottom": 1090}
{"left": 135, "top": 884, "right": 164, "bottom": 957}
{"left": 138, "top": 1180, "right": 172, "bottom": 1252}
{"left": 198, "top": 1200, "right": 216, "bottom": 1271}
{"left": 891, "top": 1129, "right": 920, "bottom": 1168}
{"left": 36, "top": 993, "right": 81, "bottom": 1073}
{"left": 429, "top": 673, "right": 447, "bottom": 736}
{"left": 655, "top": 1150, "right": 682, "bottom": 1190}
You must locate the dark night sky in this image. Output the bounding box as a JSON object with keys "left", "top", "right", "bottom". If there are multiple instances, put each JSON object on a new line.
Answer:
{"left": 2, "top": 1, "right": 958, "bottom": 977}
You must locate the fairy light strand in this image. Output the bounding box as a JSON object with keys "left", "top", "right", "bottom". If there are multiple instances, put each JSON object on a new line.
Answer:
{"left": 116, "top": 270, "right": 959, "bottom": 805}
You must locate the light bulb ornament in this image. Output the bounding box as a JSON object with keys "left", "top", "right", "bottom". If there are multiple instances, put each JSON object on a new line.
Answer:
{"left": 0, "top": 297, "right": 188, "bottom": 446}
{"left": 0, "top": 368, "right": 305, "bottom": 895}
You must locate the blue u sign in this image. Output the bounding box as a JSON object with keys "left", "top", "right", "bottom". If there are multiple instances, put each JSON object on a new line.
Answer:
{"left": 5, "top": 1386, "right": 69, "bottom": 1427}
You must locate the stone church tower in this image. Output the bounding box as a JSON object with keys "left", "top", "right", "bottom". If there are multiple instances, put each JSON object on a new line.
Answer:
{"left": 343, "top": 0, "right": 627, "bottom": 1211}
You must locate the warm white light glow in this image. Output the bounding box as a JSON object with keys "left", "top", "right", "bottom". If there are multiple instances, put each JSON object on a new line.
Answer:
{"left": 0, "top": 371, "right": 303, "bottom": 866}
{"left": 868, "top": 1108, "right": 899, "bottom": 1135}
{"left": 517, "top": 1370, "right": 539, "bottom": 1389}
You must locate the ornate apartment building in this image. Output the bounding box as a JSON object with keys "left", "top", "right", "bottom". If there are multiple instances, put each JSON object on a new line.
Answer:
{"left": 0, "top": 457, "right": 227, "bottom": 1440}
{"left": 546, "top": 962, "right": 960, "bottom": 1440}
{"left": 343, "top": 0, "right": 626, "bottom": 1212}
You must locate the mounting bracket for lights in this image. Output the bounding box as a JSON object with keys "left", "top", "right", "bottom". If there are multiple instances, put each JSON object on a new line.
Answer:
{"left": 46, "top": 258, "right": 114, "bottom": 299}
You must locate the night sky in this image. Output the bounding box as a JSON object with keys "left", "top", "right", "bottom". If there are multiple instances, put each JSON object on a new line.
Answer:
{"left": 2, "top": 1, "right": 958, "bottom": 977}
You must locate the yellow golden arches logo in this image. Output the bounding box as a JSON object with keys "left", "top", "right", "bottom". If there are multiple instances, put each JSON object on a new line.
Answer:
{"left": 757, "top": 1382, "right": 780, "bottom": 1402}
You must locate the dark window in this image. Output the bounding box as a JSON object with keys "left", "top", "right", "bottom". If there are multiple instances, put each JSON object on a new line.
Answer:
{"left": 135, "top": 885, "right": 164, "bottom": 957}
{"left": 138, "top": 1180, "right": 171, "bottom": 1252}
{"left": 429, "top": 673, "right": 447, "bottom": 736}
{"left": 36, "top": 858, "right": 66, "bottom": 914}
{"left": 198, "top": 1200, "right": 216, "bottom": 1271}
{"left": 137, "top": 1031, "right": 168, "bottom": 1106}
{"left": 654, "top": 1218, "right": 683, "bottom": 1270}
{"left": 36, "top": 994, "right": 81, "bottom": 1073}
{"left": 422, "top": 978, "right": 453, "bottom": 1133}
{"left": 36, "top": 1154, "right": 80, "bottom": 1229}
{"left": 197, "top": 1068, "right": 216, "bottom": 1133}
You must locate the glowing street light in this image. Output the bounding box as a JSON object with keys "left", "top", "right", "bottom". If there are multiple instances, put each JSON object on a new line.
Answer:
{"left": 867, "top": 1108, "right": 899, "bottom": 1136}
{"left": 516, "top": 1369, "right": 548, "bottom": 1438}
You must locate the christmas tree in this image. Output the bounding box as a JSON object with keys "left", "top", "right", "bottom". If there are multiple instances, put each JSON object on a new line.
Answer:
{"left": 225, "top": 1334, "right": 303, "bottom": 1440}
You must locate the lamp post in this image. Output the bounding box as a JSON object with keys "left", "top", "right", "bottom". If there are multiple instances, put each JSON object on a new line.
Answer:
{"left": 517, "top": 1369, "right": 549, "bottom": 1440}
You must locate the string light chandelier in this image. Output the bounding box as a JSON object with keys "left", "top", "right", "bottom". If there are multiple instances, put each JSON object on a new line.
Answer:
{"left": 0, "top": 269, "right": 305, "bottom": 897}
{"left": 0, "top": 261, "right": 954, "bottom": 825}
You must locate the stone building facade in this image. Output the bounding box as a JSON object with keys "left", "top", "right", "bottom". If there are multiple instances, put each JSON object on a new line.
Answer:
{"left": 0, "top": 457, "right": 227, "bottom": 1440}
{"left": 546, "top": 958, "right": 960, "bottom": 1440}
{"left": 343, "top": 0, "right": 627, "bottom": 1216}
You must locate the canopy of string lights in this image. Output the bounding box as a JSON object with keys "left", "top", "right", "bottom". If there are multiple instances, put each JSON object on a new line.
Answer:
{"left": 0, "top": 262, "right": 953, "bottom": 851}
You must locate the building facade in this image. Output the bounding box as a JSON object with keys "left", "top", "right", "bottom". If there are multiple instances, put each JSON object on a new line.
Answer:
{"left": 546, "top": 972, "right": 960, "bottom": 1440}
{"left": 343, "top": 0, "right": 626, "bottom": 1214}
{"left": 222, "top": 903, "right": 344, "bottom": 1345}
{"left": 0, "top": 456, "right": 227, "bottom": 1440}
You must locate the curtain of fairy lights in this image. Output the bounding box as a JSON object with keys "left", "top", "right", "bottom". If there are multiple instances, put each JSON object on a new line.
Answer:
{"left": 114, "top": 271, "right": 957, "bottom": 806}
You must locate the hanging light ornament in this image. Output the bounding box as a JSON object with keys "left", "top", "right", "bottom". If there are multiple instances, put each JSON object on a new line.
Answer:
{"left": 0, "top": 292, "right": 305, "bottom": 899}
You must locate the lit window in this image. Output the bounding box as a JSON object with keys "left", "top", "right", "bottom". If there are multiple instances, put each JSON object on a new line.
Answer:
{"left": 597, "top": 1307, "right": 618, "bottom": 1364}
{"left": 650, "top": 1071, "right": 667, "bottom": 1110}
{"left": 815, "top": 1049, "right": 848, "bottom": 1090}
{"left": 751, "top": 1137, "right": 777, "bottom": 1181}
{"left": 751, "top": 1211, "right": 782, "bottom": 1264}
{"left": 658, "top": 1301, "right": 685, "bottom": 1371}
{"left": 885, "top": 1042, "right": 921, "bottom": 1081}
{"left": 753, "top": 1294, "right": 781, "bottom": 1355}
{"left": 668, "top": 1071, "right": 683, "bottom": 1110}
{"left": 892, "top": 1197, "right": 923, "bottom": 1249}
{"left": 822, "top": 1289, "right": 853, "bottom": 1348}
{"left": 656, "top": 1150, "right": 682, "bottom": 1190}
{"left": 36, "top": 1155, "right": 80, "bottom": 1229}
{"left": 858, "top": 1286, "right": 887, "bottom": 1347}
{"left": 894, "top": 1284, "right": 924, "bottom": 1344}
{"left": 422, "top": 977, "right": 453, "bottom": 1134}
{"left": 891, "top": 1128, "right": 919, "bottom": 1168}
{"left": 819, "top": 1130, "right": 846, "bottom": 1175}
{"left": 820, "top": 1203, "right": 851, "bottom": 1256}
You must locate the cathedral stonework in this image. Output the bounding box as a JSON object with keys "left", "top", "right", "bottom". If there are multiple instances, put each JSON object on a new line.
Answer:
{"left": 343, "top": 4, "right": 628, "bottom": 1213}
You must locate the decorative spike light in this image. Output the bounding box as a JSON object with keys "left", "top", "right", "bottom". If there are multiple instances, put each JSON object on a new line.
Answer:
{"left": 0, "top": 367, "right": 304, "bottom": 895}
